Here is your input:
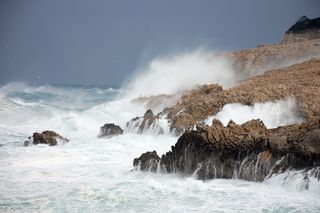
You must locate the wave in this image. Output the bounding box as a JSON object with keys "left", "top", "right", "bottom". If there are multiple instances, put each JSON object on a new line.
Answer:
{"left": 0, "top": 82, "right": 118, "bottom": 111}
{"left": 121, "top": 49, "right": 238, "bottom": 98}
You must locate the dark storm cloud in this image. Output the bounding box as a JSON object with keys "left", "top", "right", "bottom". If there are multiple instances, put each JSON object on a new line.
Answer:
{"left": 0, "top": 0, "right": 319, "bottom": 85}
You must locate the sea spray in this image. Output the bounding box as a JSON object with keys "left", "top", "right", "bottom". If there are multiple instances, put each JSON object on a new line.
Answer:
{"left": 204, "top": 97, "right": 303, "bottom": 128}
{"left": 121, "top": 49, "right": 238, "bottom": 98}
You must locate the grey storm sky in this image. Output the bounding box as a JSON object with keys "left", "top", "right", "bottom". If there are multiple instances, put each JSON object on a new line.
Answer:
{"left": 0, "top": 0, "right": 319, "bottom": 86}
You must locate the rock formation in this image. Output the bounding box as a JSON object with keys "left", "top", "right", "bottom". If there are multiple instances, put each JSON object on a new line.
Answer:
{"left": 133, "top": 117, "right": 320, "bottom": 181}
{"left": 131, "top": 17, "right": 320, "bottom": 182}
{"left": 164, "top": 59, "right": 320, "bottom": 133}
{"left": 98, "top": 123, "right": 124, "bottom": 137}
{"left": 281, "top": 16, "right": 320, "bottom": 44}
{"left": 130, "top": 16, "right": 320, "bottom": 135}
{"left": 126, "top": 109, "right": 165, "bottom": 134}
{"left": 24, "top": 130, "right": 69, "bottom": 146}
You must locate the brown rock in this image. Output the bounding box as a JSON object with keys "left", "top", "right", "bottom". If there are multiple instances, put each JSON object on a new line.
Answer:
{"left": 134, "top": 117, "right": 320, "bottom": 181}
{"left": 24, "top": 130, "right": 69, "bottom": 146}
{"left": 164, "top": 59, "right": 320, "bottom": 132}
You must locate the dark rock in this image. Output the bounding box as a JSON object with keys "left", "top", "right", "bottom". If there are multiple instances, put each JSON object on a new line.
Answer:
{"left": 138, "top": 109, "right": 157, "bottom": 133}
{"left": 282, "top": 16, "right": 320, "bottom": 44}
{"left": 24, "top": 130, "right": 69, "bottom": 146}
{"left": 126, "top": 109, "right": 164, "bottom": 134}
{"left": 134, "top": 117, "right": 320, "bottom": 181}
{"left": 286, "top": 16, "right": 320, "bottom": 34}
{"left": 133, "top": 151, "right": 160, "bottom": 172}
{"left": 144, "top": 109, "right": 154, "bottom": 117}
{"left": 98, "top": 123, "right": 123, "bottom": 138}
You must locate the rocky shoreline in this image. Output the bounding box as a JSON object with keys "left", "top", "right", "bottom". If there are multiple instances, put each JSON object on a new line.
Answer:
{"left": 23, "top": 16, "right": 320, "bottom": 185}
{"left": 133, "top": 117, "right": 320, "bottom": 182}
{"left": 131, "top": 16, "right": 320, "bottom": 182}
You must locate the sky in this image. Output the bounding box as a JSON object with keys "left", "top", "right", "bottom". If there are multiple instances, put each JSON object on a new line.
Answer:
{"left": 0, "top": 0, "right": 319, "bottom": 86}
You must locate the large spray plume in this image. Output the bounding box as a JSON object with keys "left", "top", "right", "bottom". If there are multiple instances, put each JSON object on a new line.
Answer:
{"left": 121, "top": 49, "right": 238, "bottom": 98}
{"left": 204, "top": 98, "right": 303, "bottom": 128}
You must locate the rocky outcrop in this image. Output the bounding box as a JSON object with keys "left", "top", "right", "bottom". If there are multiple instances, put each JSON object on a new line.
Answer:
{"left": 163, "top": 59, "right": 320, "bottom": 133}
{"left": 125, "top": 17, "right": 320, "bottom": 135}
{"left": 133, "top": 117, "right": 320, "bottom": 181}
{"left": 24, "top": 130, "right": 69, "bottom": 146}
{"left": 133, "top": 151, "right": 160, "bottom": 172}
{"left": 126, "top": 109, "right": 165, "bottom": 134}
{"left": 281, "top": 16, "right": 320, "bottom": 44}
{"left": 98, "top": 123, "right": 123, "bottom": 137}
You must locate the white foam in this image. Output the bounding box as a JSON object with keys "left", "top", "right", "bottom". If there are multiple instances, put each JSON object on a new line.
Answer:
{"left": 204, "top": 97, "right": 303, "bottom": 128}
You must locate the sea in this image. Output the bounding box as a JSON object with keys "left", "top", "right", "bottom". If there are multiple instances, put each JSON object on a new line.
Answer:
{"left": 0, "top": 82, "right": 319, "bottom": 212}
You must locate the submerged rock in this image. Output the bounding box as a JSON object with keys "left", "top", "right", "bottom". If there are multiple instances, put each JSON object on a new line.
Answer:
{"left": 24, "top": 130, "right": 69, "bottom": 146}
{"left": 133, "top": 117, "right": 320, "bottom": 181}
{"left": 98, "top": 123, "right": 123, "bottom": 138}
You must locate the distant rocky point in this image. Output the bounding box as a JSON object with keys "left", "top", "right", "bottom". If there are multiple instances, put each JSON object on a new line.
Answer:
{"left": 281, "top": 16, "right": 320, "bottom": 44}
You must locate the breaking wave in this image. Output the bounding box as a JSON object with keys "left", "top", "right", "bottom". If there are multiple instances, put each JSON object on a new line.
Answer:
{"left": 121, "top": 50, "right": 237, "bottom": 98}
{"left": 204, "top": 98, "right": 304, "bottom": 128}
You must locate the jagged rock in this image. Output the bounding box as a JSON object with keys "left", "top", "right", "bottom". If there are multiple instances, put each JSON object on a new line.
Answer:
{"left": 281, "top": 16, "right": 320, "bottom": 44}
{"left": 24, "top": 130, "right": 69, "bottom": 146}
{"left": 287, "top": 16, "right": 320, "bottom": 34}
{"left": 170, "top": 112, "right": 196, "bottom": 135}
{"left": 133, "top": 117, "right": 320, "bottom": 181}
{"left": 138, "top": 109, "right": 157, "bottom": 133}
{"left": 126, "top": 109, "right": 164, "bottom": 134}
{"left": 133, "top": 151, "right": 160, "bottom": 172}
{"left": 98, "top": 123, "right": 123, "bottom": 138}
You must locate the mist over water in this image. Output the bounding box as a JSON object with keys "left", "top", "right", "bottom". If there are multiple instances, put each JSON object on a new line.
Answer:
{"left": 0, "top": 52, "right": 319, "bottom": 212}
{"left": 122, "top": 50, "right": 237, "bottom": 98}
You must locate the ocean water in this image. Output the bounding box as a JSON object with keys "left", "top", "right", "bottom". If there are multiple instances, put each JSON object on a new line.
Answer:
{"left": 0, "top": 82, "right": 319, "bottom": 213}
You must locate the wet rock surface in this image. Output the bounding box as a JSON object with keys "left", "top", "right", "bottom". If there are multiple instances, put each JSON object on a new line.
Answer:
{"left": 133, "top": 117, "right": 320, "bottom": 181}
{"left": 24, "top": 130, "right": 69, "bottom": 146}
{"left": 126, "top": 109, "right": 165, "bottom": 134}
{"left": 99, "top": 123, "right": 124, "bottom": 138}
{"left": 133, "top": 151, "right": 160, "bottom": 172}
